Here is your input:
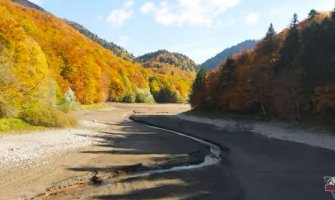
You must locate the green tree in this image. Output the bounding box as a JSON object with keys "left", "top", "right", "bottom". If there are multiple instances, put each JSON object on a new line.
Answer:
{"left": 273, "top": 14, "right": 304, "bottom": 120}
{"left": 279, "top": 14, "right": 300, "bottom": 68}
{"left": 308, "top": 9, "right": 318, "bottom": 20}
{"left": 189, "top": 68, "right": 207, "bottom": 108}
{"left": 291, "top": 13, "right": 299, "bottom": 27}
{"left": 220, "top": 57, "right": 235, "bottom": 89}
{"left": 192, "top": 68, "right": 207, "bottom": 93}
{"left": 260, "top": 23, "right": 277, "bottom": 54}
{"left": 249, "top": 24, "right": 278, "bottom": 118}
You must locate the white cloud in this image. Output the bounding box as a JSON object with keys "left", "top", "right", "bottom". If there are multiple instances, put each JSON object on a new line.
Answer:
{"left": 140, "top": 0, "right": 240, "bottom": 26}
{"left": 141, "top": 2, "right": 155, "bottom": 15}
{"left": 245, "top": 13, "right": 260, "bottom": 26}
{"left": 29, "top": 0, "right": 42, "bottom": 5}
{"left": 107, "top": 0, "right": 134, "bottom": 26}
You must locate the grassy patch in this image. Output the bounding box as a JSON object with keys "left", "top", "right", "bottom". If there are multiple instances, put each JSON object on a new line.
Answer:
{"left": 0, "top": 118, "right": 44, "bottom": 133}
{"left": 78, "top": 103, "right": 108, "bottom": 111}
{"left": 21, "top": 103, "right": 78, "bottom": 128}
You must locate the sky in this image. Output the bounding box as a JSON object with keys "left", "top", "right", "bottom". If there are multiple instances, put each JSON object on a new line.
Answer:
{"left": 31, "top": 0, "right": 334, "bottom": 64}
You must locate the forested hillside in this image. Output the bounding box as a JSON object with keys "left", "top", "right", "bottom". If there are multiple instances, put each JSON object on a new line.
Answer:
{"left": 64, "top": 21, "right": 195, "bottom": 103}
{"left": 0, "top": 0, "right": 194, "bottom": 129}
{"left": 137, "top": 50, "right": 197, "bottom": 72}
{"left": 11, "top": 0, "right": 44, "bottom": 11}
{"left": 191, "top": 10, "right": 335, "bottom": 123}
{"left": 201, "top": 40, "right": 256, "bottom": 70}
{"left": 65, "top": 20, "right": 135, "bottom": 62}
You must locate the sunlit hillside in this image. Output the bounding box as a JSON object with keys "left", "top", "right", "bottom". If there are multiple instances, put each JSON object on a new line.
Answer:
{"left": 0, "top": 0, "right": 195, "bottom": 128}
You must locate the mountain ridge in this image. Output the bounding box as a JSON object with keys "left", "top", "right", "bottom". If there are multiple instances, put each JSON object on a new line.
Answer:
{"left": 137, "top": 49, "right": 197, "bottom": 72}
{"left": 11, "top": 0, "right": 44, "bottom": 11}
{"left": 201, "top": 40, "right": 257, "bottom": 70}
{"left": 65, "top": 19, "right": 136, "bottom": 62}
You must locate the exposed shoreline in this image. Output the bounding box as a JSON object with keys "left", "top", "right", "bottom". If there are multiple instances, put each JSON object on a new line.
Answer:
{"left": 0, "top": 120, "right": 107, "bottom": 170}
{"left": 177, "top": 113, "right": 335, "bottom": 151}
{"left": 1, "top": 104, "right": 334, "bottom": 199}
{"left": 1, "top": 104, "right": 236, "bottom": 200}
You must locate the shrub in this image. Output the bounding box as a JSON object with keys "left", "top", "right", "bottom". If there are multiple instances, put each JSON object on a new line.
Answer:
{"left": 59, "top": 88, "right": 79, "bottom": 113}
{"left": 0, "top": 97, "right": 16, "bottom": 118}
{"left": 135, "top": 89, "right": 155, "bottom": 103}
{"left": 124, "top": 92, "right": 136, "bottom": 103}
{"left": 0, "top": 118, "right": 40, "bottom": 133}
{"left": 155, "top": 87, "right": 180, "bottom": 103}
{"left": 20, "top": 102, "right": 77, "bottom": 128}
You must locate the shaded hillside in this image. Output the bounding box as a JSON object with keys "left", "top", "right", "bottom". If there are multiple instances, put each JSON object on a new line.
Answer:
{"left": 201, "top": 40, "right": 256, "bottom": 70}
{"left": 191, "top": 11, "right": 335, "bottom": 123}
{"left": 137, "top": 50, "right": 197, "bottom": 72}
{"left": 65, "top": 20, "right": 135, "bottom": 62}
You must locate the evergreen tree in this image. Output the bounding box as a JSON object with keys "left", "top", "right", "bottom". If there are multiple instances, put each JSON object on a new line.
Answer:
{"left": 189, "top": 68, "right": 208, "bottom": 108}
{"left": 220, "top": 57, "right": 235, "bottom": 88}
{"left": 262, "top": 23, "right": 277, "bottom": 53}
{"left": 192, "top": 68, "right": 207, "bottom": 93}
{"left": 279, "top": 14, "right": 301, "bottom": 67}
{"left": 291, "top": 13, "right": 299, "bottom": 27}
{"left": 308, "top": 9, "right": 318, "bottom": 20}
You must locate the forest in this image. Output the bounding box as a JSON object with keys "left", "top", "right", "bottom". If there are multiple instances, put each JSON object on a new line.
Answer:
{"left": 0, "top": 0, "right": 195, "bottom": 129}
{"left": 190, "top": 10, "right": 335, "bottom": 123}
{"left": 65, "top": 19, "right": 136, "bottom": 62}
{"left": 137, "top": 50, "right": 197, "bottom": 72}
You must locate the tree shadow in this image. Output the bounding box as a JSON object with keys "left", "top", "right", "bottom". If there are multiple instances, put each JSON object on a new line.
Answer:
{"left": 66, "top": 114, "right": 241, "bottom": 199}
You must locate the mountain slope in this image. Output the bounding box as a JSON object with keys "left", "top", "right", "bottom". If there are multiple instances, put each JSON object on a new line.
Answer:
{"left": 201, "top": 40, "right": 256, "bottom": 70}
{"left": 65, "top": 20, "right": 135, "bottom": 62}
{"left": 11, "top": 0, "right": 44, "bottom": 11}
{"left": 137, "top": 50, "right": 197, "bottom": 72}
{"left": 190, "top": 11, "right": 335, "bottom": 123}
{"left": 0, "top": 0, "right": 194, "bottom": 128}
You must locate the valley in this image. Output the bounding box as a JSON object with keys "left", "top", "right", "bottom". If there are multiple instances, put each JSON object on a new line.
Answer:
{"left": 1, "top": 0, "right": 335, "bottom": 199}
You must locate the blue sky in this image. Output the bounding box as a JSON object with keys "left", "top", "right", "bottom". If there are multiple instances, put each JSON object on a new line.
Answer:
{"left": 32, "top": 0, "right": 334, "bottom": 63}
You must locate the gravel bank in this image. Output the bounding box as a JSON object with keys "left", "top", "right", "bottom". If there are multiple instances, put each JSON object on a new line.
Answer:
{"left": 0, "top": 120, "right": 107, "bottom": 168}
{"left": 177, "top": 114, "right": 335, "bottom": 151}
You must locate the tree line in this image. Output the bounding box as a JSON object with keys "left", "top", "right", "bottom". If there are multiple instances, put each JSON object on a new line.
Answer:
{"left": 190, "top": 9, "right": 335, "bottom": 123}
{"left": 0, "top": 0, "right": 195, "bottom": 129}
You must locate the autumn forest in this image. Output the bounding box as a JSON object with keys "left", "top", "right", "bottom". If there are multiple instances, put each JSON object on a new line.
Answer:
{"left": 1, "top": 0, "right": 335, "bottom": 130}
{"left": 191, "top": 10, "right": 335, "bottom": 125}
{"left": 0, "top": 0, "right": 195, "bottom": 129}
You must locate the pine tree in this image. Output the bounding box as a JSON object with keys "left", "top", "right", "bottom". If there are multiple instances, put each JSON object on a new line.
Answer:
{"left": 260, "top": 23, "right": 277, "bottom": 54}
{"left": 279, "top": 14, "right": 301, "bottom": 67}
{"left": 291, "top": 13, "right": 299, "bottom": 27}
{"left": 308, "top": 9, "right": 318, "bottom": 20}
{"left": 192, "top": 68, "right": 207, "bottom": 93}
{"left": 189, "top": 68, "right": 208, "bottom": 108}
{"left": 220, "top": 57, "right": 235, "bottom": 88}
